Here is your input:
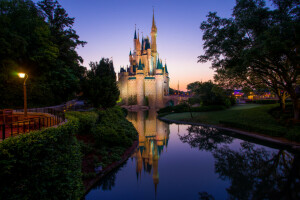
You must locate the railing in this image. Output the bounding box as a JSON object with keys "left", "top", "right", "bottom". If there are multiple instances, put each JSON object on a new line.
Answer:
{"left": 1, "top": 108, "right": 65, "bottom": 141}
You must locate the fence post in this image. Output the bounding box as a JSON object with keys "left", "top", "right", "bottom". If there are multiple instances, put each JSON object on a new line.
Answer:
{"left": 39, "top": 118, "right": 41, "bottom": 130}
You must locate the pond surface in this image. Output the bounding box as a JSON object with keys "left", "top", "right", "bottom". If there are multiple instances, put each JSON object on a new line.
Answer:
{"left": 85, "top": 109, "right": 300, "bottom": 200}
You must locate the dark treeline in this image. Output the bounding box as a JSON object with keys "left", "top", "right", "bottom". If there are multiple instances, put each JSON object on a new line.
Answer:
{"left": 0, "top": 0, "right": 86, "bottom": 108}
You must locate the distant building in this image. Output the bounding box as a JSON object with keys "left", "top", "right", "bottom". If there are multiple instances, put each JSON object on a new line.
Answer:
{"left": 118, "top": 11, "right": 169, "bottom": 108}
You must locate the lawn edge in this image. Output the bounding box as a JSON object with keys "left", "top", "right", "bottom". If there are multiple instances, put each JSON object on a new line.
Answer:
{"left": 159, "top": 116, "right": 300, "bottom": 153}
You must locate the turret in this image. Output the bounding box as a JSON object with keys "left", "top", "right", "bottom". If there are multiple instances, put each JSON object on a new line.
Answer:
{"left": 151, "top": 9, "right": 158, "bottom": 68}
{"left": 155, "top": 58, "right": 164, "bottom": 108}
{"left": 134, "top": 26, "right": 137, "bottom": 51}
{"left": 129, "top": 49, "right": 133, "bottom": 65}
{"left": 136, "top": 59, "right": 145, "bottom": 106}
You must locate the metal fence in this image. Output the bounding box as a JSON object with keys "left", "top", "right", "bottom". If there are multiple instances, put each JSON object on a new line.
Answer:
{"left": 1, "top": 108, "right": 65, "bottom": 141}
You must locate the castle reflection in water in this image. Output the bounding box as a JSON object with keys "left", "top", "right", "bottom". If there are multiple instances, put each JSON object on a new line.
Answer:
{"left": 127, "top": 109, "right": 170, "bottom": 192}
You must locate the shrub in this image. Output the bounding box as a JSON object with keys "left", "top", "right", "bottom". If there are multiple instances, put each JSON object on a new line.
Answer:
{"left": 93, "top": 107, "right": 137, "bottom": 149}
{"left": 128, "top": 95, "right": 137, "bottom": 105}
{"left": 66, "top": 111, "right": 98, "bottom": 134}
{"left": 0, "top": 118, "right": 83, "bottom": 200}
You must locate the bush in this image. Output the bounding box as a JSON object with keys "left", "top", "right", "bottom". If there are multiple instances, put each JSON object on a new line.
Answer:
{"left": 188, "top": 97, "right": 201, "bottom": 105}
{"left": 128, "top": 95, "right": 137, "bottom": 105}
{"left": 0, "top": 118, "right": 83, "bottom": 200}
{"left": 66, "top": 111, "right": 98, "bottom": 134}
{"left": 93, "top": 107, "right": 137, "bottom": 149}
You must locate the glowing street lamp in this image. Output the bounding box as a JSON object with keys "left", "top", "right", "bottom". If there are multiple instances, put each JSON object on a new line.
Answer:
{"left": 18, "top": 73, "right": 28, "bottom": 117}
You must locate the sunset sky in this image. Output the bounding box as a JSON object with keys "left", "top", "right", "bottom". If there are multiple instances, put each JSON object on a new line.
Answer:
{"left": 37, "top": 0, "right": 237, "bottom": 91}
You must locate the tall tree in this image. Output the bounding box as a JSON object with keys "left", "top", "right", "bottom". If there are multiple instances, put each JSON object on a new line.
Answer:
{"left": 83, "top": 58, "right": 120, "bottom": 108}
{"left": 0, "top": 0, "right": 86, "bottom": 108}
{"left": 199, "top": 0, "right": 300, "bottom": 119}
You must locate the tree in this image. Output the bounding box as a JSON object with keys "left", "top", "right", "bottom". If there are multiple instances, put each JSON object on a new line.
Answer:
{"left": 199, "top": 0, "right": 300, "bottom": 119}
{"left": 0, "top": 0, "right": 86, "bottom": 108}
{"left": 83, "top": 58, "right": 120, "bottom": 108}
{"left": 189, "top": 80, "right": 234, "bottom": 107}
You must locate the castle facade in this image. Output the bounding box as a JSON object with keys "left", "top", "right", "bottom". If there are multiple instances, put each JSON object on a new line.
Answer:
{"left": 118, "top": 11, "right": 169, "bottom": 108}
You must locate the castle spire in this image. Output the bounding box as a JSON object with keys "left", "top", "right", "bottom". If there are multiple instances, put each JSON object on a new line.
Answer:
{"left": 134, "top": 24, "right": 137, "bottom": 39}
{"left": 152, "top": 8, "right": 156, "bottom": 30}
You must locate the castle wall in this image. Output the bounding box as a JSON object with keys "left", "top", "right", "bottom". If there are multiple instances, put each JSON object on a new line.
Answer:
{"left": 128, "top": 77, "right": 137, "bottom": 103}
{"left": 136, "top": 74, "right": 144, "bottom": 106}
{"left": 144, "top": 77, "right": 156, "bottom": 108}
{"left": 155, "top": 71, "right": 164, "bottom": 108}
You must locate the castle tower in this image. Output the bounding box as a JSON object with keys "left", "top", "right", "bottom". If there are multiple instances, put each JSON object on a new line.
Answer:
{"left": 151, "top": 9, "right": 158, "bottom": 69}
{"left": 137, "top": 60, "right": 145, "bottom": 105}
{"left": 155, "top": 58, "right": 164, "bottom": 107}
{"left": 133, "top": 26, "right": 137, "bottom": 51}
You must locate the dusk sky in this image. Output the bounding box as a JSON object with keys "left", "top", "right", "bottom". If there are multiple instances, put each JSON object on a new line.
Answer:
{"left": 36, "top": 0, "right": 237, "bottom": 91}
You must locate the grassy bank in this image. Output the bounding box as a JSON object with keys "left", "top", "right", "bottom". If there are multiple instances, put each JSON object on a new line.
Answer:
{"left": 162, "top": 104, "right": 300, "bottom": 142}
{"left": 0, "top": 106, "right": 138, "bottom": 199}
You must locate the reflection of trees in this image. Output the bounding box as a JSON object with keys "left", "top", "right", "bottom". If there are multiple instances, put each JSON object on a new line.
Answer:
{"left": 179, "top": 125, "right": 233, "bottom": 151}
{"left": 92, "top": 162, "right": 126, "bottom": 191}
{"left": 198, "top": 192, "right": 215, "bottom": 200}
{"left": 180, "top": 125, "right": 299, "bottom": 200}
{"left": 213, "top": 142, "right": 300, "bottom": 200}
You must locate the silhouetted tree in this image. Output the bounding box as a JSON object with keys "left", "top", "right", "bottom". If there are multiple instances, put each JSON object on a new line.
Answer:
{"left": 82, "top": 58, "right": 119, "bottom": 108}
{"left": 199, "top": 0, "right": 300, "bottom": 119}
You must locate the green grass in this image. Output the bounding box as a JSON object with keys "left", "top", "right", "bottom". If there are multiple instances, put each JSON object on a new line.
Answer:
{"left": 163, "top": 104, "right": 300, "bottom": 142}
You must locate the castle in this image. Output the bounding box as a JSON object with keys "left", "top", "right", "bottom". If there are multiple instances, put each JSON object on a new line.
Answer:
{"left": 118, "top": 11, "right": 169, "bottom": 108}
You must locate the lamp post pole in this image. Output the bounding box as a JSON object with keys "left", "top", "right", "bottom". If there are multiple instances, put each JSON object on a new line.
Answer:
{"left": 18, "top": 73, "right": 28, "bottom": 118}
{"left": 23, "top": 74, "right": 28, "bottom": 118}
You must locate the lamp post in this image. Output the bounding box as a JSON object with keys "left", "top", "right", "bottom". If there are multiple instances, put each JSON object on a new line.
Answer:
{"left": 18, "top": 73, "right": 28, "bottom": 118}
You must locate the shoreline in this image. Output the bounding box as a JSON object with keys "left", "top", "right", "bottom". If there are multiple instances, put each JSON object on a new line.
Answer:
{"left": 159, "top": 116, "right": 300, "bottom": 153}
{"left": 83, "top": 140, "right": 138, "bottom": 196}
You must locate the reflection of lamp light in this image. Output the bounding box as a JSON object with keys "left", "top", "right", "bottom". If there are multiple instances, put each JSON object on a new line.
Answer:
{"left": 18, "top": 73, "right": 28, "bottom": 117}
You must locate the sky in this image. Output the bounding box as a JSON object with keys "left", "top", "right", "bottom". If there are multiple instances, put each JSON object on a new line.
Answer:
{"left": 36, "top": 0, "right": 237, "bottom": 91}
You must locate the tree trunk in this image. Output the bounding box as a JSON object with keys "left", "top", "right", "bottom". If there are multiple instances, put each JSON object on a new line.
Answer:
{"left": 281, "top": 94, "right": 286, "bottom": 112}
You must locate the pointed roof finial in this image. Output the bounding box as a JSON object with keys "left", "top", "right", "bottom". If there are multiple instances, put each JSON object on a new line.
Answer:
{"left": 134, "top": 24, "right": 137, "bottom": 39}
{"left": 152, "top": 7, "right": 157, "bottom": 32}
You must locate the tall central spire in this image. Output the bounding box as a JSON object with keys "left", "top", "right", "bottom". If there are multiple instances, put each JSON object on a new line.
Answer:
{"left": 151, "top": 8, "right": 157, "bottom": 33}
{"left": 152, "top": 8, "right": 156, "bottom": 29}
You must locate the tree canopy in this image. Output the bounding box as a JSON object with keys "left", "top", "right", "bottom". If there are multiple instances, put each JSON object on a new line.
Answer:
{"left": 187, "top": 81, "right": 235, "bottom": 107}
{"left": 199, "top": 0, "right": 300, "bottom": 119}
{"left": 0, "top": 0, "right": 86, "bottom": 108}
{"left": 82, "top": 58, "right": 120, "bottom": 108}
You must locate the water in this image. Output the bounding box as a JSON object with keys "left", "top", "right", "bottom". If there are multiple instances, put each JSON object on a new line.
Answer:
{"left": 85, "top": 109, "right": 300, "bottom": 200}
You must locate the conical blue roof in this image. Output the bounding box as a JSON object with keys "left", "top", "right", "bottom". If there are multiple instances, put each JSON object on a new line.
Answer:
{"left": 134, "top": 29, "right": 137, "bottom": 39}
{"left": 138, "top": 59, "right": 143, "bottom": 70}
{"left": 165, "top": 63, "right": 168, "bottom": 73}
{"left": 156, "top": 58, "right": 162, "bottom": 69}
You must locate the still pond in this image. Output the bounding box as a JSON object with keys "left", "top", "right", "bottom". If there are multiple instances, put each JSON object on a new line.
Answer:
{"left": 85, "top": 109, "right": 299, "bottom": 200}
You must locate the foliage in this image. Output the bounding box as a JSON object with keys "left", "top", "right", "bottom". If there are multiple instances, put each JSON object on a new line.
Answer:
{"left": 144, "top": 96, "right": 149, "bottom": 106}
{"left": 0, "top": 0, "right": 86, "bottom": 108}
{"left": 82, "top": 58, "right": 119, "bottom": 108}
{"left": 188, "top": 81, "right": 235, "bottom": 107}
{"left": 0, "top": 116, "right": 83, "bottom": 200}
{"left": 66, "top": 111, "right": 98, "bottom": 134}
{"left": 199, "top": 0, "right": 300, "bottom": 119}
{"left": 128, "top": 95, "right": 137, "bottom": 105}
{"left": 157, "top": 103, "right": 226, "bottom": 117}
{"left": 93, "top": 107, "right": 137, "bottom": 149}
